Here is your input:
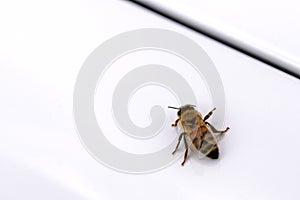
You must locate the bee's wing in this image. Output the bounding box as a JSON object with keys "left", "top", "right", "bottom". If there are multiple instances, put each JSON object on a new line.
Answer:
{"left": 206, "top": 122, "right": 225, "bottom": 142}
{"left": 198, "top": 129, "right": 219, "bottom": 159}
{"left": 182, "top": 117, "right": 201, "bottom": 151}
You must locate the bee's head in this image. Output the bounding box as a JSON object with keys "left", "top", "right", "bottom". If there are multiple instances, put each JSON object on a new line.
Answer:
{"left": 168, "top": 104, "right": 196, "bottom": 116}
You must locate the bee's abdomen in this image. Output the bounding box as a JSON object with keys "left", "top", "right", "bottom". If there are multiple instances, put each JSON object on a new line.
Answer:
{"left": 192, "top": 125, "right": 219, "bottom": 159}
{"left": 191, "top": 130, "right": 206, "bottom": 149}
{"left": 197, "top": 136, "right": 218, "bottom": 158}
{"left": 191, "top": 124, "right": 209, "bottom": 148}
{"left": 206, "top": 145, "right": 219, "bottom": 159}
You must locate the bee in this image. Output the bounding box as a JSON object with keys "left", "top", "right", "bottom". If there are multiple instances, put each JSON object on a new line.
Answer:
{"left": 168, "top": 104, "right": 230, "bottom": 166}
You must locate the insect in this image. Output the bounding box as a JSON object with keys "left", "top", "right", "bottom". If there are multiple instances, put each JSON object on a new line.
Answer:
{"left": 168, "top": 104, "right": 230, "bottom": 166}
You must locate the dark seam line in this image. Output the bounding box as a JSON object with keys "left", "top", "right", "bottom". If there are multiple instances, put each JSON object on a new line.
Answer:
{"left": 127, "top": 0, "right": 300, "bottom": 80}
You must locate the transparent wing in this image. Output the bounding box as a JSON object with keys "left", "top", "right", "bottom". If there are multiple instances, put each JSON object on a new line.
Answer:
{"left": 206, "top": 122, "right": 227, "bottom": 142}
{"left": 184, "top": 124, "right": 219, "bottom": 159}
{"left": 198, "top": 129, "right": 219, "bottom": 159}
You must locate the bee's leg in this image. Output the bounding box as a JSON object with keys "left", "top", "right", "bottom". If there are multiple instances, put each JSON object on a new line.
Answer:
{"left": 203, "top": 108, "right": 216, "bottom": 121}
{"left": 181, "top": 135, "right": 189, "bottom": 166}
{"left": 172, "top": 132, "right": 184, "bottom": 155}
{"left": 206, "top": 122, "right": 230, "bottom": 134}
{"left": 171, "top": 118, "right": 180, "bottom": 127}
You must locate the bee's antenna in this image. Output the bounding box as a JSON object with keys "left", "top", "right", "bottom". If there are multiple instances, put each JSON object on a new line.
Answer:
{"left": 168, "top": 106, "right": 179, "bottom": 110}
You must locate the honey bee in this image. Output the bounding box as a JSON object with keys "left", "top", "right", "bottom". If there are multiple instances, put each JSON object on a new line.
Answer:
{"left": 168, "top": 104, "right": 230, "bottom": 166}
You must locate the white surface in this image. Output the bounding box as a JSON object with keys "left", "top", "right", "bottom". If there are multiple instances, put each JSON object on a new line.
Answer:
{"left": 1, "top": 0, "right": 300, "bottom": 200}
{"left": 146, "top": 0, "right": 300, "bottom": 72}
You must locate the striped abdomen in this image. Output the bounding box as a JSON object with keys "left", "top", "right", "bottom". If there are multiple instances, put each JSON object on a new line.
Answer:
{"left": 188, "top": 123, "right": 219, "bottom": 159}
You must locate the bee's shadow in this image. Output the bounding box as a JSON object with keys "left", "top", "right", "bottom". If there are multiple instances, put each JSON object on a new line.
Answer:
{"left": 188, "top": 152, "right": 221, "bottom": 175}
